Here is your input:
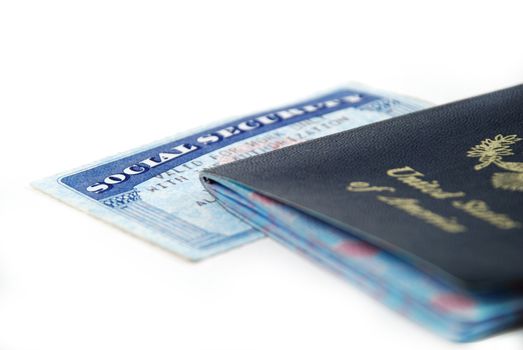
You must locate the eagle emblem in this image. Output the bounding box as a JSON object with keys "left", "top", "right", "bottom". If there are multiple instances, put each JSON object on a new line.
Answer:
{"left": 467, "top": 134, "right": 523, "bottom": 192}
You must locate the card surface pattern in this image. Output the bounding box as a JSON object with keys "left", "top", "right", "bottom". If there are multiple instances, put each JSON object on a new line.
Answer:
{"left": 33, "top": 86, "right": 429, "bottom": 260}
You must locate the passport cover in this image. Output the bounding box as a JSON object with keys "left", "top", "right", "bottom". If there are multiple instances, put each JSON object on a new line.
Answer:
{"left": 201, "top": 84, "right": 523, "bottom": 290}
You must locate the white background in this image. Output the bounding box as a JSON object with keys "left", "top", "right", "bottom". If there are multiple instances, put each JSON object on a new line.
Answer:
{"left": 1, "top": 1, "right": 523, "bottom": 349}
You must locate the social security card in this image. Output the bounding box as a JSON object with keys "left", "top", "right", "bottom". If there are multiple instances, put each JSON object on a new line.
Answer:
{"left": 33, "top": 84, "right": 431, "bottom": 260}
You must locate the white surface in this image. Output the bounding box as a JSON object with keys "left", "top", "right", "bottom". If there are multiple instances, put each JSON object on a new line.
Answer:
{"left": 1, "top": 1, "right": 523, "bottom": 349}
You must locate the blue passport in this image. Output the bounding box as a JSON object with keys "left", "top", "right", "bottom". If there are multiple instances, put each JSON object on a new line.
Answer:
{"left": 200, "top": 85, "right": 523, "bottom": 341}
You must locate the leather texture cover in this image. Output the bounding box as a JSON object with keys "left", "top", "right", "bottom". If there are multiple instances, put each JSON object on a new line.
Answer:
{"left": 201, "top": 85, "right": 523, "bottom": 289}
